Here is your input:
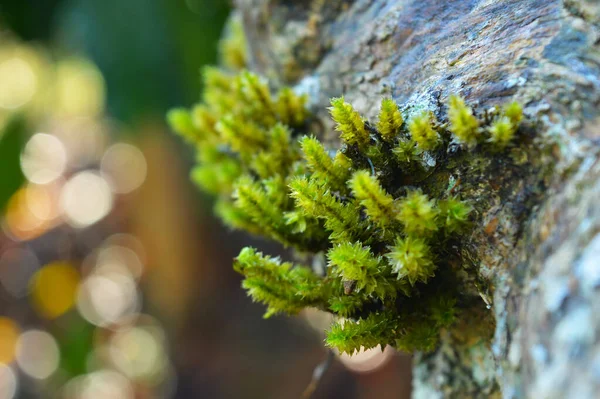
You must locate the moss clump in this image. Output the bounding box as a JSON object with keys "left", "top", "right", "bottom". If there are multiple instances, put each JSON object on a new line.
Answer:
{"left": 408, "top": 110, "right": 440, "bottom": 150}
{"left": 448, "top": 94, "right": 480, "bottom": 147}
{"left": 487, "top": 102, "right": 523, "bottom": 149}
{"left": 218, "top": 13, "right": 248, "bottom": 71}
{"left": 168, "top": 25, "right": 524, "bottom": 355}
{"left": 377, "top": 98, "right": 404, "bottom": 142}
{"left": 329, "top": 96, "right": 369, "bottom": 148}
{"left": 386, "top": 236, "right": 436, "bottom": 285}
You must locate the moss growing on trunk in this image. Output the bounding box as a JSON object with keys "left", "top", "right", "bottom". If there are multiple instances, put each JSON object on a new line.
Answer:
{"left": 167, "top": 24, "right": 523, "bottom": 355}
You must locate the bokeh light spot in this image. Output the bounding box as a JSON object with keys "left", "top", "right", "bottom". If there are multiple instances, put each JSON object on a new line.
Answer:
{"left": 60, "top": 171, "right": 113, "bottom": 228}
{"left": 76, "top": 270, "right": 139, "bottom": 327}
{"left": 3, "top": 187, "right": 51, "bottom": 241}
{"left": 25, "top": 183, "right": 60, "bottom": 223}
{"left": 337, "top": 345, "right": 395, "bottom": 374}
{"left": 53, "top": 118, "right": 108, "bottom": 168}
{"left": 16, "top": 330, "right": 60, "bottom": 379}
{"left": 96, "top": 245, "right": 144, "bottom": 280}
{"left": 30, "top": 262, "right": 80, "bottom": 319}
{"left": 55, "top": 58, "right": 105, "bottom": 117}
{"left": 63, "top": 370, "right": 133, "bottom": 399}
{"left": 0, "top": 57, "right": 37, "bottom": 110}
{"left": 109, "top": 326, "right": 166, "bottom": 381}
{"left": 0, "top": 365, "right": 17, "bottom": 399}
{"left": 20, "top": 133, "right": 67, "bottom": 185}
{"left": 101, "top": 143, "right": 147, "bottom": 194}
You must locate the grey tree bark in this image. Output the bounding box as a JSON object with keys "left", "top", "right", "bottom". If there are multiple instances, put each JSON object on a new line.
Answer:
{"left": 236, "top": 0, "right": 600, "bottom": 397}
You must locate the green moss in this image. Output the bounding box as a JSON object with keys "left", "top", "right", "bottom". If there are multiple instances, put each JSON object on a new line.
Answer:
{"left": 438, "top": 196, "right": 473, "bottom": 234}
{"left": 328, "top": 242, "right": 398, "bottom": 300}
{"left": 386, "top": 236, "right": 436, "bottom": 285}
{"left": 487, "top": 102, "right": 524, "bottom": 149}
{"left": 168, "top": 30, "right": 525, "bottom": 354}
{"left": 377, "top": 98, "right": 404, "bottom": 142}
{"left": 448, "top": 94, "right": 480, "bottom": 147}
{"left": 396, "top": 189, "right": 440, "bottom": 236}
{"left": 349, "top": 170, "right": 396, "bottom": 230}
{"left": 218, "top": 13, "right": 248, "bottom": 71}
{"left": 326, "top": 311, "right": 398, "bottom": 354}
{"left": 234, "top": 247, "right": 324, "bottom": 318}
{"left": 329, "top": 96, "right": 369, "bottom": 148}
{"left": 408, "top": 110, "right": 440, "bottom": 150}
{"left": 393, "top": 138, "right": 423, "bottom": 167}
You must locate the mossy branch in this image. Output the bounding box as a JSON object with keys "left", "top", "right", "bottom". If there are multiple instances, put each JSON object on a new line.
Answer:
{"left": 167, "top": 31, "right": 525, "bottom": 355}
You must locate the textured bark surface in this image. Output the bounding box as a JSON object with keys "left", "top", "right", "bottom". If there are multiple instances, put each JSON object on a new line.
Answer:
{"left": 236, "top": 0, "right": 600, "bottom": 397}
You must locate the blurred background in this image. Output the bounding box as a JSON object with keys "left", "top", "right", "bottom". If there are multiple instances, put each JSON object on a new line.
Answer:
{"left": 0, "top": 1, "right": 411, "bottom": 398}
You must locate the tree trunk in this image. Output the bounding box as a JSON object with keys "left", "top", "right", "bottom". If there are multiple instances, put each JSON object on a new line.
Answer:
{"left": 236, "top": 0, "right": 600, "bottom": 397}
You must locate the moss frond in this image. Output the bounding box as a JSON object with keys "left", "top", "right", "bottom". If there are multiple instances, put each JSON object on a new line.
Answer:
{"left": 376, "top": 98, "right": 403, "bottom": 142}
{"left": 289, "top": 176, "right": 360, "bottom": 244}
{"left": 328, "top": 295, "right": 365, "bottom": 317}
{"left": 325, "top": 312, "right": 398, "bottom": 354}
{"left": 329, "top": 96, "right": 369, "bottom": 148}
{"left": 237, "top": 71, "right": 276, "bottom": 125}
{"left": 214, "top": 200, "right": 261, "bottom": 234}
{"left": 251, "top": 124, "right": 297, "bottom": 178}
{"left": 333, "top": 151, "right": 352, "bottom": 177}
{"left": 488, "top": 116, "right": 516, "bottom": 148}
{"left": 190, "top": 104, "right": 219, "bottom": 142}
{"left": 300, "top": 136, "right": 350, "bottom": 192}
{"left": 448, "top": 95, "right": 480, "bottom": 146}
{"left": 328, "top": 242, "right": 381, "bottom": 285}
{"left": 395, "top": 322, "right": 440, "bottom": 353}
{"left": 438, "top": 197, "right": 472, "bottom": 233}
{"left": 234, "top": 247, "right": 324, "bottom": 318}
{"left": 397, "top": 190, "right": 439, "bottom": 236}
{"left": 386, "top": 236, "right": 436, "bottom": 285}
{"left": 276, "top": 87, "right": 308, "bottom": 127}
{"left": 503, "top": 101, "right": 523, "bottom": 125}
{"left": 219, "top": 14, "right": 247, "bottom": 71}
{"left": 203, "top": 66, "right": 234, "bottom": 93}
{"left": 393, "top": 138, "right": 422, "bottom": 166}
{"left": 349, "top": 170, "right": 395, "bottom": 229}
{"left": 216, "top": 115, "right": 269, "bottom": 155}
{"left": 283, "top": 210, "right": 309, "bottom": 233}
{"left": 202, "top": 66, "right": 238, "bottom": 112}
{"left": 429, "top": 295, "right": 458, "bottom": 328}
{"left": 408, "top": 111, "right": 440, "bottom": 150}
{"left": 167, "top": 108, "right": 200, "bottom": 144}
{"left": 190, "top": 160, "right": 241, "bottom": 196}
{"left": 233, "top": 176, "right": 285, "bottom": 227}
{"left": 327, "top": 242, "right": 396, "bottom": 299}
{"left": 487, "top": 102, "right": 523, "bottom": 148}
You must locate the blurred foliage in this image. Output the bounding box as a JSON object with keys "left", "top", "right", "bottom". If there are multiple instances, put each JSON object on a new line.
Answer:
{"left": 56, "top": 0, "right": 229, "bottom": 125}
{"left": 56, "top": 315, "right": 96, "bottom": 377}
{"left": 1, "top": 0, "right": 229, "bottom": 126}
{"left": 0, "top": 0, "right": 229, "bottom": 210}
{"left": 0, "top": 116, "right": 25, "bottom": 211}
{"left": 0, "top": 34, "right": 177, "bottom": 395}
{"left": 0, "top": 0, "right": 64, "bottom": 41}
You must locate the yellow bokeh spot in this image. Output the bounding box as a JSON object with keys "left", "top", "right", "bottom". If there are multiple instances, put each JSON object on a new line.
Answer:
{"left": 0, "top": 42, "right": 51, "bottom": 132}
{"left": 5, "top": 187, "right": 45, "bottom": 241}
{"left": 0, "top": 57, "right": 37, "bottom": 110}
{"left": 0, "top": 318, "right": 20, "bottom": 364}
{"left": 54, "top": 58, "right": 105, "bottom": 117}
{"left": 30, "top": 262, "right": 80, "bottom": 319}
{"left": 4, "top": 185, "right": 59, "bottom": 241}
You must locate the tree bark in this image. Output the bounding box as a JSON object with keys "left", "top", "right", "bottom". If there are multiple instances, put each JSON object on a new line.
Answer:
{"left": 236, "top": 0, "right": 600, "bottom": 397}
